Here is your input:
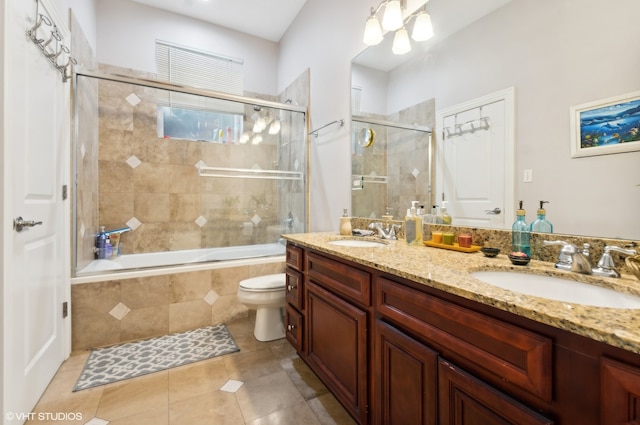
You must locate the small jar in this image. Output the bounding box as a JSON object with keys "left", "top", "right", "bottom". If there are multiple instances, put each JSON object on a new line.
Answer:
{"left": 431, "top": 231, "right": 443, "bottom": 243}
{"left": 442, "top": 232, "right": 455, "bottom": 245}
{"left": 458, "top": 233, "right": 472, "bottom": 248}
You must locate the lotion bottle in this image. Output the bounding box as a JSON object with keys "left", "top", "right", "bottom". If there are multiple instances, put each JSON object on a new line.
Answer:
{"left": 340, "top": 208, "right": 352, "bottom": 236}
{"left": 405, "top": 201, "right": 423, "bottom": 246}
{"left": 441, "top": 201, "right": 452, "bottom": 225}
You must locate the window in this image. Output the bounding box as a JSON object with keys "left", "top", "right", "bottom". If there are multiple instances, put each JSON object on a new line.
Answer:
{"left": 155, "top": 41, "right": 245, "bottom": 142}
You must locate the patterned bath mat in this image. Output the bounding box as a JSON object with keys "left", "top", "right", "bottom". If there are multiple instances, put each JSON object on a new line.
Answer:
{"left": 73, "top": 323, "right": 239, "bottom": 391}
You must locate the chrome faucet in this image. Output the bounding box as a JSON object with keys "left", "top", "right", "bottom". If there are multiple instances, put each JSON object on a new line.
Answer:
{"left": 544, "top": 240, "right": 592, "bottom": 275}
{"left": 368, "top": 222, "right": 401, "bottom": 240}
{"left": 592, "top": 245, "right": 637, "bottom": 278}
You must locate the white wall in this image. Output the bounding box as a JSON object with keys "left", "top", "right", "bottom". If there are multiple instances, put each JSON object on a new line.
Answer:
{"left": 53, "top": 0, "right": 97, "bottom": 52}
{"left": 95, "top": 0, "right": 279, "bottom": 95}
{"left": 278, "top": 0, "right": 371, "bottom": 231}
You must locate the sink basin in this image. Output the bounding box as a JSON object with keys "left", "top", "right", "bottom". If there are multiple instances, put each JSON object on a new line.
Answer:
{"left": 328, "top": 239, "right": 387, "bottom": 248}
{"left": 470, "top": 271, "right": 640, "bottom": 309}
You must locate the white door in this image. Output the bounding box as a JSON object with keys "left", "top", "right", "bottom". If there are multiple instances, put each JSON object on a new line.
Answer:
{"left": 2, "top": 0, "right": 70, "bottom": 421}
{"left": 435, "top": 88, "right": 515, "bottom": 229}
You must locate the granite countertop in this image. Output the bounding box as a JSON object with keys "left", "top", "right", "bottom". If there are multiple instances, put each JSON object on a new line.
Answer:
{"left": 283, "top": 232, "right": 640, "bottom": 354}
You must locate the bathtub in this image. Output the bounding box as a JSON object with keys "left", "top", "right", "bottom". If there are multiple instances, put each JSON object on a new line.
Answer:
{"left": 72, "top": 242, "right": 286, "bottom": 284}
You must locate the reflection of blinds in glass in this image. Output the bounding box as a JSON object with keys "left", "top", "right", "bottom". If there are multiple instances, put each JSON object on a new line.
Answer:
{"left": 155, "top": 40, "right": 244, "bottom": 114}
{"left": 351, "top": 86, "right": 362, "bottom": 114}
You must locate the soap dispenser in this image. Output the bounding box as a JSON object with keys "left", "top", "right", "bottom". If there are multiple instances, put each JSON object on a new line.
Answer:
{"left": 511, "top": 201, "right": 531, "bottom": 256}
{"left": 405, "top": 201, "right": 423, "bottom": 246}
{"left": 340, "top": 208, "right": 352, "bottom": 236}
{"left": 441, "top": 201, "right": 452, "bottom": 225}
{"left": 530, "top": 201, "right": 553, "bottom": 233}
{"left": 96, "top": 226, "right": 107, "bottom": 259}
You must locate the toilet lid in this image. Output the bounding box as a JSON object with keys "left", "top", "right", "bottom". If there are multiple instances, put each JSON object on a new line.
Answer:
{"left": 239, "top": 273, "right": 286, "bottom": 290}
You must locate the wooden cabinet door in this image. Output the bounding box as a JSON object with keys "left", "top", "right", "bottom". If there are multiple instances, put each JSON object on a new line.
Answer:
{"left": 306, "top": 281, "right": 368, "bottom": 424}
{"left": 601, "top": 357, "right": 640, "bottom": 425}
{"left": 374, "top": 320, "right": 438, "bottom": 425}
{"left": 438, "top": 359, "right": 553, "bottom": 425}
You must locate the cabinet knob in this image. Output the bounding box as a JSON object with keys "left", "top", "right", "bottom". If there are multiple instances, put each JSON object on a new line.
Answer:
{"left": 287, "top": 324, "right": 296, "bottom": 331}
{"left": 287, "top": 284, "right": 297, "bottom": 291}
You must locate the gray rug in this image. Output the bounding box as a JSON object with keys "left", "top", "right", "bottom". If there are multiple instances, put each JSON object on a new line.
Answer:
{"left": 73, "top": 323, "right": 239, "bottom": 391}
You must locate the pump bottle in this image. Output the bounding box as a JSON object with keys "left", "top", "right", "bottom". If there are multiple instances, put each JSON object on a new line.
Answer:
{"left": 441, "top": 201, "right": 452, "bottom": 225}
{"left": 405, "top": 201, "right": 423, "bottom": 246}
{"left": 530, "top": 201, "right": 553, "bottom": 233}
{"left": 511, "top": 201, "right": 531, "bottom": 256}
{"left": 340, "top": 208, "right": 352, "bottom": 236}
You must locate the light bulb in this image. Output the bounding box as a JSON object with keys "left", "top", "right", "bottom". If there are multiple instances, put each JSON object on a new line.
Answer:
{"left": 363, "top": 15, "right": 383, "bottom": 46}
{"left": 412, "top": 12, "right": 433, "bottom": 41}
{"left": 392, "top": 27, "right": 411, "bottom": 55}
{"left": 268, "top": 119, "right": 281, "bottom": 135}
{"left": 252, "top": 135, "right": 263, "bottom": 145}
{"left": 382, "top": 0, "right": 403, "bottom": 31}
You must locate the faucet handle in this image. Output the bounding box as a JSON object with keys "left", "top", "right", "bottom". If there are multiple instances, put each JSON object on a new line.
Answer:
{"left": 593, "top": 245, "right": 637, "bottom": 278}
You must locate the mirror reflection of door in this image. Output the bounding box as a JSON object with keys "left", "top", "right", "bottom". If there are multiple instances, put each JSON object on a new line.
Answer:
{"left": 436, "top": 88, "right": 515, "bottom": 229}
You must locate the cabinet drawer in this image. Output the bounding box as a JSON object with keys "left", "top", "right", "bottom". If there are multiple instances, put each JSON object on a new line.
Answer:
{"left": 307, "top": 252, "right": 371, "bottom": 306}
{"left": 286, "top": 244, "right": 304, "bottom": 271}
{"left": 376, "top": 276, "right": 552, "bottom": 401}
{"left": 600, "top": 357, "right": 640, "bottom": 425}
{"left": 286, "top": 268, "right": 303, "bottom": 310}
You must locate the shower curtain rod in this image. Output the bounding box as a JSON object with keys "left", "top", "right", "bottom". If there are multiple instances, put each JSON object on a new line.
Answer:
{"left": 73, "top": 68, "right": 308, "bottom": 114}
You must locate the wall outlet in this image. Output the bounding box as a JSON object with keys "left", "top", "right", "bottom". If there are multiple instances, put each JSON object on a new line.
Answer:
{"left": 523, "top": 169, "right": 533, "bottom": 183}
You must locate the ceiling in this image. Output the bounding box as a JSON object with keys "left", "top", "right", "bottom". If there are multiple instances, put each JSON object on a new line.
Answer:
{"left": 129, "top": 0, "right": 512, "bottom": 49}
{"left": 129, "top": 0, "right": 308, "bottom": 42}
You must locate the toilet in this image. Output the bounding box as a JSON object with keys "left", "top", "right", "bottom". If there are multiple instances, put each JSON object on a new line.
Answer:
{"left": 237, "top": 273, "right": 286, "bottom": 341}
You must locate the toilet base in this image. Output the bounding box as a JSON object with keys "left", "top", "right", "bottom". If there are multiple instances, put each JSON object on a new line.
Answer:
{"left": 253, "top": 307, "right": 285, "bottom": 341}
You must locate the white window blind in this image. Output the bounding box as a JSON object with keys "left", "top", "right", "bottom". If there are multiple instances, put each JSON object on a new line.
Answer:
{"left": 155, "top": 40, "right": 244, "bottom": 113}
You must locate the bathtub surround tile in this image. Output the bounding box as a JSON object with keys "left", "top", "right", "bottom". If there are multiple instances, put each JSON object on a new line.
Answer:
{"left": 125, "top": 93, "right": 141, "bottom": 107}
{"left": 195, "top": 215, "right": 207, "bottom": 227}
{"left": 133, "top": 223, "right": 171, "bottom": 253}
{"left": 211, "top": 294, "right": 248, "bottom": 325}
{"left": 134, "top": 162, "right": 171, "bottom": 193}
{"left": 99, "top": 129, "right": 134, "bottom": 161}
{"left": 169, "top": 299, "right": 212, "bottom": 333}
{"left": 203, "top": 290, "right": 219, "bottom": 306}
{"left": 99, "top": 192, "right": 135, "bottom": 225}
{"left": 170, "top": 271, "right": 211, "bottom": 303}
{"left": 169, "top": 193, "right": 200, "bottom": 221}
{"left": 74, "top": 324, "right": 239, "bottom": 392}
{"left": 134, "top": 193, "right": 171, "bottom": 222}
{"left": 169, "top": 164, "right": 200, "bottom": 194}
{"left": 120, "top": 305, "right": 169, "bottom": 341}
{"left": 99, "top": 160, "right": 134, "bottom": 193}
{"left": 125, "top": 216, "right": 141, "bottom": 230}
{"left": 126, "top": 155, "right": 141, "bottom": 168}
{"left": 168, "top": 222, "right": 202, "bottom": 251}
{"left": 121, "top": 275, "right": 170, "bottom": 309}
{"left": 109, "top": 302, "right": 131, "bottom": 320}
{"left": 211, "top": 265, "right": 250, "bottom": 295}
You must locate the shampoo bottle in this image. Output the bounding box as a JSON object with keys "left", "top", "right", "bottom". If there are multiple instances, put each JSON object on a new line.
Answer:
{"left": 96, "top": 226, "right": 107, "bottom": 259}
{"left": 104, "top": 236, "right": 113, "bottom": 258}
{"left": 340, "top": 208, "right": 352, "bottom": 236}
{"left": 405, "top": 201, "right": 423, "bottom": 246}
{"left": 530, "top": 201, "right": 553, "bottom": 233}
{"left": 511, "top": 201, "right": 531, "bottom": 256}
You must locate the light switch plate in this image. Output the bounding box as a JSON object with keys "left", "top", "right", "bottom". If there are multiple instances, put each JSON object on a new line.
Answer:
{"left": 523, "top": 169, "right": 533, "bottom": 183}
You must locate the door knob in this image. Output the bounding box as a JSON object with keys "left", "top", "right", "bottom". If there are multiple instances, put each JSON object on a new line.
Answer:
{"left": 484, "top": 207, "right": 501, "bottom": 215}
{"left": 13, "top": 216, "right": 43, "bottom": 232}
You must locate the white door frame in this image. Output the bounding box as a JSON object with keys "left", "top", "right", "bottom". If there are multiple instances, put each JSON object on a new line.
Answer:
{"left": 435, "top": 87, "right": 516, "bottom": 228}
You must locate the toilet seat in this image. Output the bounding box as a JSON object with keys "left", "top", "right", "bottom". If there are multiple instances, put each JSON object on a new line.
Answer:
{"left": 239, "top": 273, "right": 285, "bottom": 292}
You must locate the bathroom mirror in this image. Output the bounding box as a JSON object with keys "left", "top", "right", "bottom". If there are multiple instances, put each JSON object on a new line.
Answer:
{"left": 351, "top": 0, "right": 640, "bottom": 240}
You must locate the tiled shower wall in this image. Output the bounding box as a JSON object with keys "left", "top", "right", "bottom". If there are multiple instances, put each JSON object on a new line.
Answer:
{"left": 75, "top": 65, "right": 309, "bottom": 272}
{"left": 71, "top": 260, "right": 284, "bottom": 351}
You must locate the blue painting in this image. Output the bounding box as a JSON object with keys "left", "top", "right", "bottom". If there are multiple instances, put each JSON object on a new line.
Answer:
{"left": 579, "top": 98, "right": 640, "bottom": 149}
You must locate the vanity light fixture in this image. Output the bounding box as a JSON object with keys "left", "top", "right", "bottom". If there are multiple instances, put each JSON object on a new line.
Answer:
{"left": 363, "top": 1, "right": 434, "bottom": 55}
{"left": 268, "top": 119, "right": 281, "bottom": 135}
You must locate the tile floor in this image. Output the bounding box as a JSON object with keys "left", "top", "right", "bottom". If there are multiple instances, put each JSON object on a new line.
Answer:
{"left": 27, "top": 317, "right": 357, "bottom": 425}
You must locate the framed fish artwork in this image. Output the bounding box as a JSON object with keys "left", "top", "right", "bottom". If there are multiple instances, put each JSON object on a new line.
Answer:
{"left": 570, "top": 90, "right": 640, "bottom": 158}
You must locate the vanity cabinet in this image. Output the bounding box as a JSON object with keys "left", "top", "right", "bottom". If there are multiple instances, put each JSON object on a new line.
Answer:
{"left": 285, "top": 241, "right": 640, "bottom": 425}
